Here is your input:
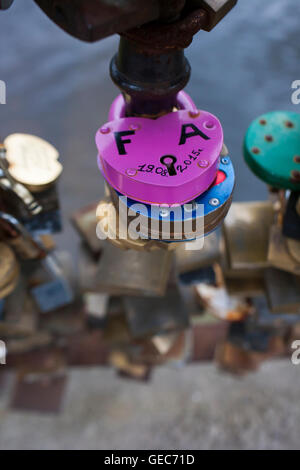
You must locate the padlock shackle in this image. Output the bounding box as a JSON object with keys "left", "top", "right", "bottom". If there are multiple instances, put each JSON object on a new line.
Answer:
{"left": 108, "top": 91, "right": 197, "bottom": 122}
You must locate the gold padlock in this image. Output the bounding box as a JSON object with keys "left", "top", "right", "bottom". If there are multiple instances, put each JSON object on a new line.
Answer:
{"left": 286, "top": 237, "right": 300, "bottom": 264}
{"left": 224, "top": 276, "right": 265, "bottom": 298}
{"left": 71, "top": 202, "right": 106, "bottom": 256}
{"left": 3, "top": 134, "right": 62, "bottom": 193}
{"left": 0, "top": 212, "right": 47, "bottom": 260}
{"left": 223, "top": 201, "right": 274, "bottom": 272}
{"left": 268, "top": 224, "right": 300, "bottom": 275}
{"left": 0, "top": 142, "right": 42, "bottom": 216}
{"left": 175, "top": 231, "right": 220, "bottom": 274}
{"left": 0, "top": 242, "right": 19, "bottom": 299}
{"left": 96, "top": 198, "right": 175, "bottom": 252}
{"left": 91, "top": 241, "right": 173, "bottom": 297}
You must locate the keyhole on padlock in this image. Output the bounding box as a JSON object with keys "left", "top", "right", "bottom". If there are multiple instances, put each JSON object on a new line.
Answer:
{"left": 160, "top": 155, "right": 177, "bottom": 176}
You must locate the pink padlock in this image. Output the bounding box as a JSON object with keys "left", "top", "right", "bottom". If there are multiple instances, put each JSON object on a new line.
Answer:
{"left": 96, "top": 92, "right": 223, "bottom": 206}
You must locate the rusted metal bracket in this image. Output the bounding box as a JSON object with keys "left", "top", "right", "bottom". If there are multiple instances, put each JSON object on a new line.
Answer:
{"left": 0, "top": 1, "right": 238, "bottom": 115}
{"left": 0, "top": 0, "right": 14, "bottom": 10}
{"left": 29, "top": 0, "right": 237, "bottom": 43}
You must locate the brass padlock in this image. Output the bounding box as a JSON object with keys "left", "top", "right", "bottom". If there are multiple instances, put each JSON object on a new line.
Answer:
{"left": 96, "top": 198, "right": 176, "bottom": 252}
{"left": 224, "top": 276, "right": 265, "bottom": 298}
{"left": 1, "top": 137, "right": 63, "bottom": 234}
{"left": 0, "top": 242, "right": 19, "bottom": 299}
{"left": 72, "top": 202, "right": 106, "bottom": 257}
{"left": 175, "top": 231, "right": 220, "bottom": 274}
{"left": 94, "top": 242, "right": 173, "bottom": 297}
{"left": 3, "top": 134, "right": 62, "bottom": 193}
{"left": 268, "top": 224, "right": 300, "bottom": 275}
{"left": 286, "top": 237, "right": 300, "bottom": 264}
{"left": 0, "top": 143, "right": 42, "bottom": 216}
{"left": 223, "top": 201, "right": 274, "bottom": 272}
{"left": 0, "top": 212, "right": 47, "bottom": 260}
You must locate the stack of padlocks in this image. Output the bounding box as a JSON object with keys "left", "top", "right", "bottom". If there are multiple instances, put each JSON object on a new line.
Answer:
{"left": 215, "top": 111, "right": 300, "bottom": 374}
{"left": 71, "top": 90, "right": 236, "bottom": 379}
{"left": 74, "top": 108, "right": 300, "bottom": 378}
{"left": 4, "top": 0, "right": 299, "bottom": 412}
{"left": 0, "top": 133, "right": 74, "bottom": 358}
{"left": 1, "top": 107, "right": 299, "bottom": 407}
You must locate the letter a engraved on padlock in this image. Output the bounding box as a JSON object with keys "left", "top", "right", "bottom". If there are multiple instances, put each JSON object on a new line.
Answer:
{"left": 0, "top": 340, "right": 6, "bottom": 365}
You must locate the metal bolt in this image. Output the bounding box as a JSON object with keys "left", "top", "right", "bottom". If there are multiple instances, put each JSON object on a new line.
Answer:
{"left": 204, "top": 121, "right": 215, "bottom": 130}
{"left": 209, "top": 198, "right": 220, "bottom": 207}
{"left": 197, "top": 160, "right": 209, "bottom": 168}
{"left": 160, "top": 209, "right": 170, "bottom": 218}
{"left": 184, "top": 202, "right": 197, "bottom": 212}
{"left": 129, "top": 124, "right": 141, "bottom": 131}
{"left": 126, "top": 168, "right": 137, "bottom": 177}
{"left": 100, "top": 126, "right": 110, "bottom": 134}
{"left": 188, "top": 110, "right": 200, "bottom": 118}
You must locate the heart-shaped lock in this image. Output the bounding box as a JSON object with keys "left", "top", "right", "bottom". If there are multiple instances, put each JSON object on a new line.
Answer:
{"left": 109, "top": 155, "right": 235, "bottom": 241}
{"left": 96, "top": 105, "right": 223, "bottom": 206}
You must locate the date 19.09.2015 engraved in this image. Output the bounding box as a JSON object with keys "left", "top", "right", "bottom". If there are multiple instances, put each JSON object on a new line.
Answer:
{"left": 137, "top": 148, "right": 203, "bottom": 177}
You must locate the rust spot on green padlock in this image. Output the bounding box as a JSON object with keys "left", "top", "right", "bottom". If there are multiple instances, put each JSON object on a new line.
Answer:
{"left": 244, "top": 111, "right": 300, "bottom": 190}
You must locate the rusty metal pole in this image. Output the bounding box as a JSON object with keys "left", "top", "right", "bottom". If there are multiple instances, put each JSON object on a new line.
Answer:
{"left": 110, "top": 37, "right": 190, "bottom": 117}
{"left": 110, "top": 8, "right": 208, "bottom": 117}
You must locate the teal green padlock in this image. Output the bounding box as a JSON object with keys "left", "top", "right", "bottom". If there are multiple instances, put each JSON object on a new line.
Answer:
{"left": 244, "top": 111, "right": 300, "bottom": 190}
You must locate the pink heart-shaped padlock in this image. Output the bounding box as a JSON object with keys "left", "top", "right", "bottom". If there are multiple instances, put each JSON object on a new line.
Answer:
{"left": 96, "top": 109, "right": 223, "bottom": 206}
